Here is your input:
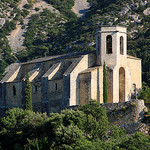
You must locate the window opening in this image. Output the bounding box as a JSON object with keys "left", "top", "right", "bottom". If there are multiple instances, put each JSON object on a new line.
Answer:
{"left": 54, "top": 83, "right": 58, "bottom": 91}
{"left": 13, "top": 86, "right": 16, "bottom": 96}
{"left": 106, "top": 35, "right": 112, "bottom": 54}
{"left": 33, "top": 85, "right": 37, "bottom": 93}
{"left": 120, "top": 36, "right": 124, "bottom": 55}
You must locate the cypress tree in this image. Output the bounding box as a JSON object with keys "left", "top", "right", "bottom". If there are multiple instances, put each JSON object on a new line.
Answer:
{"left": 24, "top": 73, "right": 32, "bottom": 111}
{"left": 103, "top": 61, "right": 108, "bottom": 103}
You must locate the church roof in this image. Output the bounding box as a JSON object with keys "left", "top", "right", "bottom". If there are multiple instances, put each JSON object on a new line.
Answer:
{"left": 0, "top": 63, "right": 21, "bottom": 83}
{"left": 22, "top": 51, "right": 95, "bottom": 65}
{"left": 127, "top": 55, "right": 141, "bottom": 60}
{"left": 80, "top": 66, "right": 102, "bottom": 74}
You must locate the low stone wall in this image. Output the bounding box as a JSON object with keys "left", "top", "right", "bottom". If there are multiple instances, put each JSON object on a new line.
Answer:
{"left": 101, "top": 99, "right": 149, "bottom": 134}
{"left": 101, "top": 99, "right": 145, "bottom": 125}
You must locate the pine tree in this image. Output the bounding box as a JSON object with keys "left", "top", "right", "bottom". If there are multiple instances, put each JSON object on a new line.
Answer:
{"left": 103, "top": 61, "right": 108, "bottom": 103}
{"left": 24, "top": 73, "right": 32, "bottom": 111}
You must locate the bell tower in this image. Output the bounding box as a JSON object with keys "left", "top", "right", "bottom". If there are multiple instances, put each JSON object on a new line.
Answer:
{"left": 96, "top": 26, "right": 128, "bottom": 103}
{"left": 96, "top": 26, "right": 127, "bottom": 67}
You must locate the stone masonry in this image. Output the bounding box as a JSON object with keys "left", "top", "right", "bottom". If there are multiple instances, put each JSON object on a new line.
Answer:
{"left": 0, "top": 26, "right": 142, "bottom": 117}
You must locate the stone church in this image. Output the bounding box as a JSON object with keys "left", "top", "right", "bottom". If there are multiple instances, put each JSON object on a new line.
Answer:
{"left": 0, "top": 26, "right": 142, "bottom": 116}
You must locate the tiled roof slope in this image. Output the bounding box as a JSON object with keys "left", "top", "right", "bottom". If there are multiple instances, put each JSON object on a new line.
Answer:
{"left": 22, "top": 51, "right": 95, "bottom": 65}
{"left": 0, "top": 63, "right": 21, "bottom": 83}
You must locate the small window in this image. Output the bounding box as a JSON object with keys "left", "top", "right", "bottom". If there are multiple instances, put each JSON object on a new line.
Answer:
{"left": 106, "top": 35, "right": 112, "bottom": 54}
{"left": 97, "top": 36, "right": 100, "bottom": 55}
{"left": 13, "top": 86, "right": 16, "bottom": 96}
{"left": 33, "top": 85, "right": 37, "bottom": 93}
{"left": 120, "top": 36, "right": 124, "bottom": 55}
{"left": 54, "top": 83, "right": 58, "bottom": 91}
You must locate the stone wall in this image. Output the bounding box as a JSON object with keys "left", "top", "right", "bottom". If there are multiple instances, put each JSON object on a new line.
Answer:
{"left": 101, "top": 99, "right": 149, "bottom": 134}
{"left": 79, "top": 72, "right": 91, "bottom": 105}
{"left": 127, "top": 57, "right": 142, "bottom": 94}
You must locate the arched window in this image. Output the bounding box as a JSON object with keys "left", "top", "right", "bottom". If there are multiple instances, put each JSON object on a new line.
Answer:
{"left": 106, "top": 35, "right": 112, "bottom": 54}
{"left": 13, "top": 86, "right": 16, "bottom": 96}
{"left": 120, "top": 36, "right": 124, "bottom": 55}
{"left": 97, "top": 36, "right": 100, "bottom": 55}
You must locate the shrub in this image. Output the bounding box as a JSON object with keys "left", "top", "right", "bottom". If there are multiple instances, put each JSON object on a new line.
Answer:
{"left": 35, "top": 7, "right": 40, "bottom": 11}
{"left": 118, "top": 132, "right": 150, "bottom": 150}
{"left": 23, "top": 3, "right": 33, "bottom": 9}
{"left": 138, "top": 85, "right": 150, "bottom": 103}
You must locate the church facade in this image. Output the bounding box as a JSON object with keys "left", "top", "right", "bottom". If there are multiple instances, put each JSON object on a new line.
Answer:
{"left": 0, "top": 26, "right": 142, "bottom": 116}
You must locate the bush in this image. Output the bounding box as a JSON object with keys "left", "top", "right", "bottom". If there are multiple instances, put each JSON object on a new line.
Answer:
{"left": 118, "top": 132, "right": 150, "bottom": 150}
{"left": 138, "top": 84, "right": 150, "bottom": 103}
{"left": 35, "top": 7, "right": 40, "bottom": 11}
{"left": 23, "top": 3, "right": 33, "bottom": 9}
{"left": 21, "top": 9, "right": 30, "bottom": 18}
{"left": 78, "top": 100, "right": 109, "bottom": 140}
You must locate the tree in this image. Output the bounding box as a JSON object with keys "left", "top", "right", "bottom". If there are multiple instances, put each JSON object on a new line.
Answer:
{"left": 118, "top": 132, "right": 150, "bottom": 150}
{"left": 103, "top": 61, "right": 108, "bottom": 103}
{"left": 78, "top": 100, "right": 109, "bottom": 140}
{"left": 24, "top": 73, "right": 32, "bottom": 111}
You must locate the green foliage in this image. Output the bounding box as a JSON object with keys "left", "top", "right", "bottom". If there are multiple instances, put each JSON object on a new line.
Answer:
{"left": 0, "top": 103, "right": 150, "bottom": 150}
{"left": 45, "top": 0, "right": 77, "bottom": 20}
{"left": 51, "top": 124, "right": 84, "bottom": 150}
{"left": 118, "top": 132, "right": 150, "bottom": 150}
{"left": 78, "top": 100, "right": 107, "bottom": 121}
{"left": 138, "top": 83, "right": 150, "bottom": 103}
{"left": 21, "top": 9, "right": 30, "bottom": 18}
{"left": 103, "top": 61, "right": 108, "bottom": 103}
{"left": 24, "top": 137, "right": 49, "bottom": 150}
{"left": 0, "top": 60, "right": 8, "bottom": 75}
{"left": 0, "top": 33, "right": 16, "bottom": 75}
{"left": 1, "top": 20, "right": 16, "bottom": 35}
{"left": 0, "top": 108, "right": 49, "bottom": 150}
{"left": 108, "top": 125, "right": 127, "bottom": 143}
{"left": 0, "top": 108, "right": 25, "bottom": 129}
{"left": 1, "top": 0, "right": 20, "bottom": 7}
{"left": 130, "top": 102, "right": 136, "bottom": 107}
{"left": 78, "top": 100, "right": 109, "bottom": 140}
{"left": 23, "top": 3, "right": 33, "bottom": 9}
{"left": 0, "top": 108, "right": 26, "bottom": 150}
{"left": 24, "top": 73, "right": 32, "bottom": 111}
{"left": 0, "top": 1, "right": 19, "bottom": 76}
{"left": 35, "top": 7, "right": 40, "bottom": 12}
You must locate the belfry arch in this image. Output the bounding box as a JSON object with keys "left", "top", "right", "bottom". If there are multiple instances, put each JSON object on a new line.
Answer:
{"left": 106, "top": 35, "right": 112, "bottom": 54}
{"left": 119, "top": 67, "right": 125, "bottom": 102}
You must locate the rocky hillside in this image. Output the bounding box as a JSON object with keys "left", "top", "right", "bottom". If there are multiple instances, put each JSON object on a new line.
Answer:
{"left": 72, "top": 0, "right": 90, "bottom": 17}
{"left": 0, "top": 0, "right": 150, "bottom": 86}
{"left": 7, "top": 0, "right": 60, "bottom": 52}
